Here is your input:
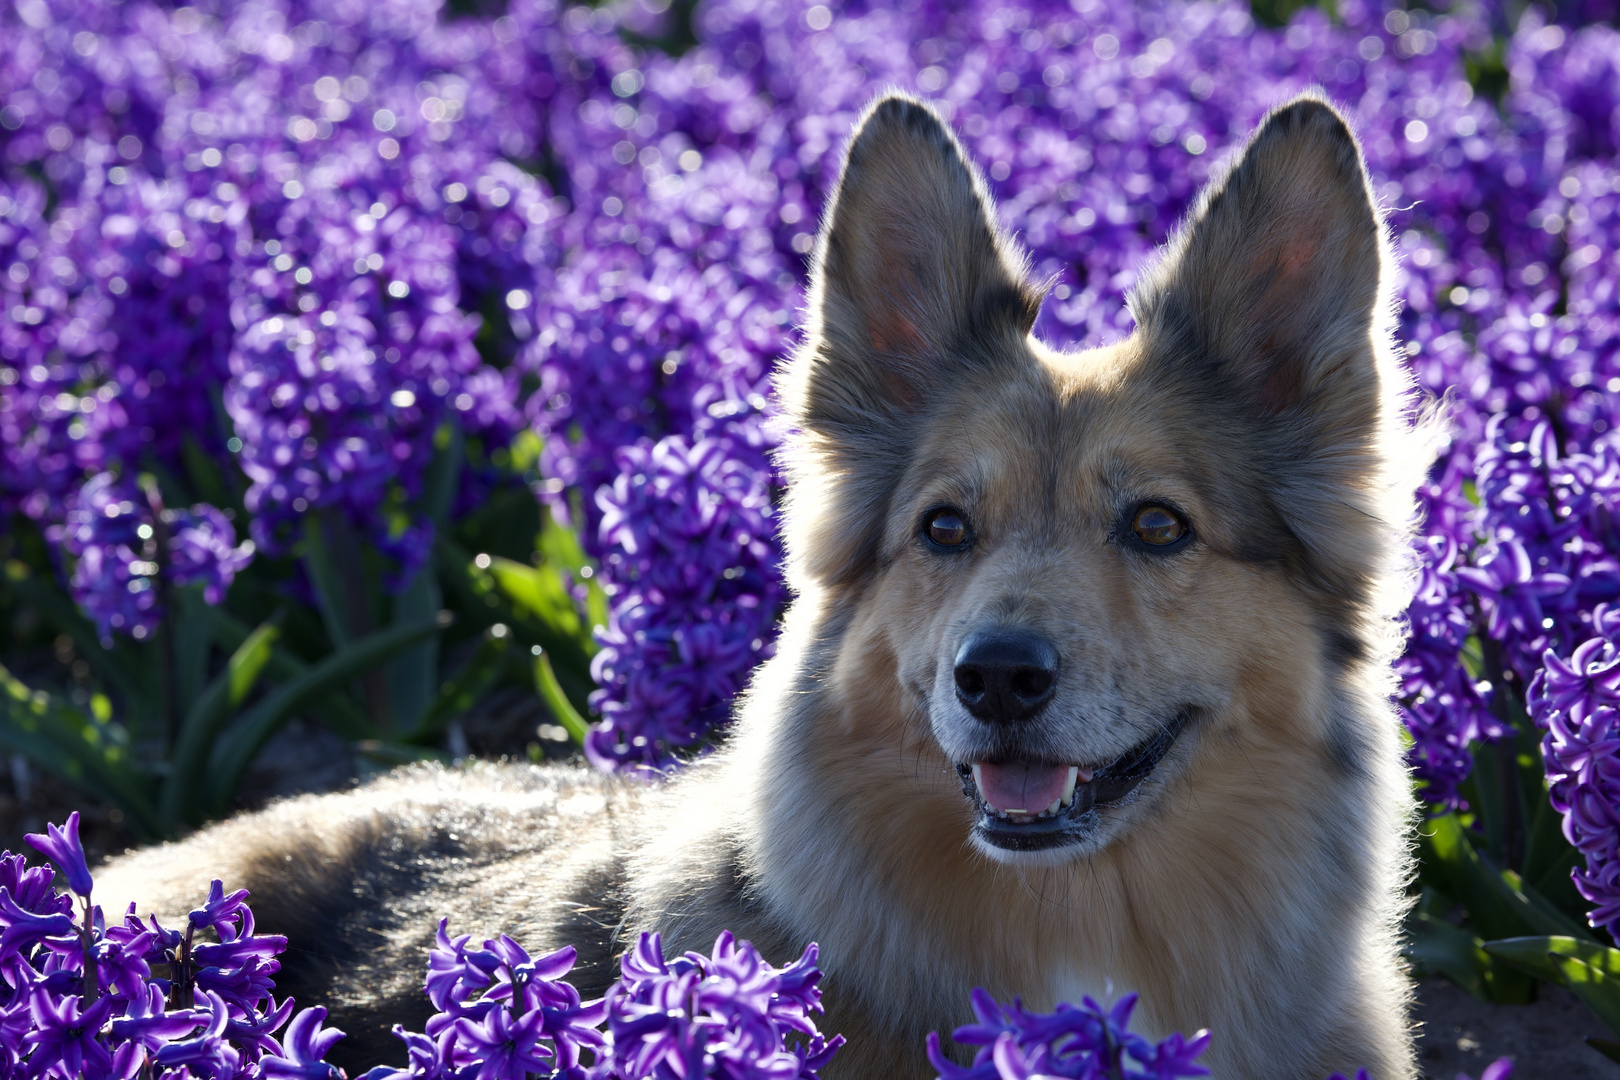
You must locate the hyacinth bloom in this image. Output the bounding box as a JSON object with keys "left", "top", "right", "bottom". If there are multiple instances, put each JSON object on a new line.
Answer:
{"left": 24, "top": 810, "right": 93, "bottom": 898}
{"left": 1531, "top": 606, "right": 1620, "bottom": 933}
{"left": 258, "top": 1006, "right": 347, "bottom": 1080}
{"left": 3, "top": 819, "right": 339, "bottom": 1080}
{"left": 598, "top": 931, "right": 844, "bottom": 1080}
{"left": 58, "top": 473, "right": 255, "bottom": 644}
{"left": 363, "top": 925, "right": 844, "bottom": 1079}
{"left": 587, "top": 436, "right": 784, "bottom": 769}
{"left": 927, "top": 988, "right": 1209, "bottom": 1080}
{"left": 23, "top": 989, "right": 118, "bottom": 1079}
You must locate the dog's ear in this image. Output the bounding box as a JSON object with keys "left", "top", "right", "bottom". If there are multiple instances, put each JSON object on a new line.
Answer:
{"left": 1131, "top": 92, "right": 1416, "bottom": 608}
{"left": 782, "top": 93, "right": 1041, "bottom": 434}
{"left": 1131, "top": 92, "right": 1389, "bottom": 426}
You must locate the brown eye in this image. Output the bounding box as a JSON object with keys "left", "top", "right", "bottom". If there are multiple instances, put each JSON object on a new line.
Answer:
{"left": 1132, "top": 504, "right": 1187, "bottom": 546}
{"left": 927, "top": 509, "right": 969, "bottom": 547}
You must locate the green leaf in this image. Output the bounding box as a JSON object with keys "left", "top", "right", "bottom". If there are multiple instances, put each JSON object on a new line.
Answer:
{"left": 1418, "top": 812, "right": 1594, "bottom": 942}
{"left": 435, "top": 537, "right": 593, "bottom": 701}
{"left": 1486, "top": 935, "right": 1620, "bottom": 981}
{"left": 487, "top": 557, "right": 584, "bottom": 641}
{"left": 1586, "top": 1038, "right": 1620, "bottom": 1065}
{"left": 205, "top": 614, "right": 448, "bottom": 814}
{"left": 206, "top": 608, "right": 377, "bottom": 741}
{"left": 170, "top": 585, "right": 215, "bottom": 724}
{"left": 162, "top": 620, "right": 281, "bottom": 828}
{"left": 420, "top": 421, "right": 465, "bottom": 529}
{"left": 1488, "top": 938, "right": 1620, "bottom": 1037}
{"left": 1524, "top": 784, "right": 1577, "bottom": 889}
{"left": 301, "top": 514, "right": 356, "bottom": 648}
{"left": 406, "top": 630, "right": 511, "bottom": 742}
{"left": 386, "top": 567, "right": 442, "bottom": 734}
{"left": 534, "top": 649, "right": 589, "bottom": 745}
{"left": 1406, "top": 912, "right": 1533, "bottom": 1003}
{"left": 1529, "top": 841, "right": 1587, "bottom": 923}
{"left": 0, "top": 665, "right": 160, "bottom": 837}
{"left": 228, "top": 621, "right": 279, "bottom": 709}
{"left": 1554, "top": 954, "right": 1620, "bottom": 1038}
{"left": 181, "top": 434, "right": 231, "bottom": 510}
{"left": 539, "top": 508, "right": 607, "bottom": 636}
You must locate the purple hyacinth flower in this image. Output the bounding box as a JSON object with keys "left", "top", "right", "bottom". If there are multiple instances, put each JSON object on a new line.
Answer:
{"left": 356, "top": 1026, "right": 457, "bottom": 1080}
{"left": 1456, "top": 541, "right": 1572, "bottom": 643}
{"left": 0, "top": 852, "right": 70, "bottom": 915}
{"left": 168, "top": 505, "right": 256, "bottom": 605}
{"left": 226, "top": 995, "right": 299, "bottom": 1061}
{"left": 24, "top": 811, "right": 94, "bottom": 898}
{"left": 89, "top": 918, "right": 155, "bottom": 1000}
{"left": 108, "top": 984, "right": 204, "bottom": 1050}
{"left": 1539, "top": 637, "right": 1620, "bottom": 725}
{"left": 259, "top": 1006, "right": 346, "bottom": 1080}
{"left": 0, "top": 887, "right": 76, "bottom": 957}
{"left": 453, "top": 1003, "right": 557, "bottom": 1080}
{"left": 152, "top": 990, "right": 241, "bottom": 1079}
{"left": 930, "top": 987, "right": 1207, "bottom": 1080}
{"left": 189, "top": 879, "right": 253, "bottom": 939}
{"left": 424, "top": 918, "right": 491, "bottom": 1018}
{"left": 23, "top": 988, "right": 116, "bottom": 1080}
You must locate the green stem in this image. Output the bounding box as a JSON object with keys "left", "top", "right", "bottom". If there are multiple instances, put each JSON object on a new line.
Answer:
{"left": 80, "top": 895, "right": 98, "bottom": 1006}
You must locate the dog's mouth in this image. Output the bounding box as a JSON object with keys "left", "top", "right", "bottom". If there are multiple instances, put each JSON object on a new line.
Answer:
{"left": 954, "top": 714, "right": 1188, "bottom": 851}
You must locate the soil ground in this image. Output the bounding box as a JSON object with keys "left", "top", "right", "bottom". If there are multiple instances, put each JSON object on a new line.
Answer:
{"left": 1416, "top": 976, "right": 1618, "bottom": 1079}
{"left": 0, "top": 713, "right": 1614, "bottom": 1078}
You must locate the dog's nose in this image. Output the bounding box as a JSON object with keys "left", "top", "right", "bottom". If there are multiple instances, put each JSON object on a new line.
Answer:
{"left": 953, "top": 629, "right": 1059, "bottom": 724}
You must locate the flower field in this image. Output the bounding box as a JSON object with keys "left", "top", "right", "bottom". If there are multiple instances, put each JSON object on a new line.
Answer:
{"left": 3, "top": 0, "right": 1620, "bottom": 1072}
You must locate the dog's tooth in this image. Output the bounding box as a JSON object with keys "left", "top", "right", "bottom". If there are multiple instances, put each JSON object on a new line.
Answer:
{"left": 1045, "top": 797, "right": 1062, "bottom": 816}
{"left": 1060, "top": 766, "right": 1079, "bottom": 807}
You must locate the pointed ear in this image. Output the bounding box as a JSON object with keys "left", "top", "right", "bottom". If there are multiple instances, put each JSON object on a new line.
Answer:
{"left": 1131, "top": 93, "right": 1426, "bottom": 611}
{"left": 782, "top": 93, "right": 1041, "bottom": 433}
{"left": 1130, "top": 92, "right": 1391, "bottom": 425}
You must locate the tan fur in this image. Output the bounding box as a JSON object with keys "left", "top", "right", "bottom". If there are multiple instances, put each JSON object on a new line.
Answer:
{"left": 95, "top": 90, "right": 1426, "bottom": 1079}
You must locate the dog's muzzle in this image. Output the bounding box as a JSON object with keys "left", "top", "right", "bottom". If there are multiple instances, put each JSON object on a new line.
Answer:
{"left": 954, "top": 713, "right": 1188, "bottom": 851}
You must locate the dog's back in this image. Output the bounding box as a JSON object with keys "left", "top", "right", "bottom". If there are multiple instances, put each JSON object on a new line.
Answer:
{"left": 94, "top": 763, "right": 642, "bottom": 1067}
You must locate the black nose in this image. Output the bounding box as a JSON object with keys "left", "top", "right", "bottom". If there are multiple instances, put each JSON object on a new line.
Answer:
{"left": 953, "top": 629, "right": 1059, "bottom": 724}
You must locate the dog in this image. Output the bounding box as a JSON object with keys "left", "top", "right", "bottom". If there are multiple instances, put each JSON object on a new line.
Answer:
{"left": 97, "top": 89, "right": 1426, "bottom": 1079}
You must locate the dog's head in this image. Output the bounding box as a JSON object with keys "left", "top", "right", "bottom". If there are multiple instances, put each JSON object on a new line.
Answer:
{"left": 775, "top": 91, "right": 1420, "bottom": 866}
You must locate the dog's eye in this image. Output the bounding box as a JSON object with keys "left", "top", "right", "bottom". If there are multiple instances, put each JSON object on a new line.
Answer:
{"left": 1132, "top": 505, "right": 1187, "bottom": 546}
{"left": 926, "top": 509, "right": 969, "bottom": 547}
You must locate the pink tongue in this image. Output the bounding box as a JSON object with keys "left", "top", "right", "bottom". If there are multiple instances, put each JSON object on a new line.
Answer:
{"left": 973, "top": 761, "right": 1069, "bottom": 814}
